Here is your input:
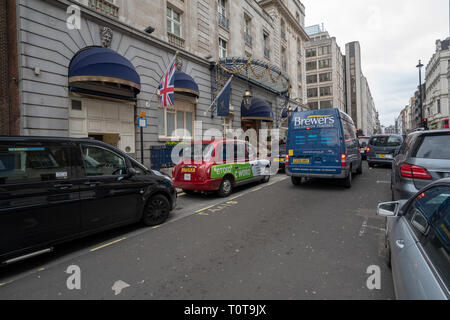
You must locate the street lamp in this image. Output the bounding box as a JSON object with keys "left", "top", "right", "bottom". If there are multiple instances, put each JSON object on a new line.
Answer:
{"left": 243, "top": 89, "right": 253, "bottom": 109}
{"left": 416, "top": 60, "right": 424, "bottom": 129}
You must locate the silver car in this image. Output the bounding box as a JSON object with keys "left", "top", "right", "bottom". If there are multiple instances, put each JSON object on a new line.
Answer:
{"left": 378, "top": 179, "right": 450, "bottom": 300}
{"left": 392, "top": 130, "right": 450, "bottom": 201}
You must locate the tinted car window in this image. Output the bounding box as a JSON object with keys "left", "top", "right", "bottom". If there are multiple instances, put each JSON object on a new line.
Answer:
{"left": 412, "top": 134, "right": 450, "bottom": 160}
{"left": 0, "top": 143, "right": 72, "bottom": 184}
{"left": 359, "top": 138, "right": 369, "bottom": 147}
{"left": 82, "top": 146, "right": 126, "bottom": 176}
{"left": 370, "top": 136, "right": 402, "bottom": 147}
{"left": 422, "top": 206, "right": 450, "bottom": 289}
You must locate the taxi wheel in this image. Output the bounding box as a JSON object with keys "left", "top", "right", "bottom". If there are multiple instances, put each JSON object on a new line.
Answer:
{"left": 218, "top": 177, "right": 233, "bottom": 198}
{"left": 261, "top": 174, "right": 271, "bottom": 183}
{"left": 142, "top": 195, "right": 170, "bottom": 227}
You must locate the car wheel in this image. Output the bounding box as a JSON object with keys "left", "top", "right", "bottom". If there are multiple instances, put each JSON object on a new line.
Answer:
{"left": 218, "top": 176, "right": 233, "bottom": 198}
{"left": 261, "top": 174, "right": 271, "bottom": 184}
{"left": 368, "top": 162, "right": 374, "bottom": 168}
{"left": 142, "top": 194, "right": 171, "bottom": 227}
{"left": 291, "top": 177, "right": 303, "bottom": 186}
{"left": 343, "top": 169, "right": 352, "bottom": 188}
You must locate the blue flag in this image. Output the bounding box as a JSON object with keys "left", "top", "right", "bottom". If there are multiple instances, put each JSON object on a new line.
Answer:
{"left": 216, "top": 77, "right": 232, "bottom": 117}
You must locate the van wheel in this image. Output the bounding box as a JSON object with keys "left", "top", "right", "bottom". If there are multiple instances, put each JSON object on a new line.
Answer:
{"left": 343, "top": 169, "right": 352, "bottom": 188}
{"left": 292, "top": 177, "right": 303, "bottom": 186}
{"left": 142, "top": 195, "right": 170, "bottom": 227}
{"left": 218, "top": 177, "right": 233, "bottom": 198}
{"left": 261, "top": 175, "right": 271, "bottom": 184}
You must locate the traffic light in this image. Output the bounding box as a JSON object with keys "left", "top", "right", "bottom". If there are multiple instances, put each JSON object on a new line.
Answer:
{"left": 423, "top": 118, "right": 428, "bottom": 130}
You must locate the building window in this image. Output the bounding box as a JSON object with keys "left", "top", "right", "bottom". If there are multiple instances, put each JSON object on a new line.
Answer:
{"left": 159, "top": 106, "right": 195, "bottom": 139}
{"left": 319, "top": 59, "right": 331, "bottom": 69}
{"left": 281, "top": 47, "right": 287, "bottom": 71}
{"left": 263, "top": 33, "right": 270, "bottom": 58}
{"left": 320, "top": 86, "right": 332, "bottom": 97}
{"left": 306, "top": 75, "right": 318, "bottom": 84}
{"left": 167, "top": 7, "right": 181, "bottom": 37}
{"left": 320, "top": 100, "right": 333, "bottom": 109}
{"left": 244, "top": 16, "right": 252, "bottom": 47}
{"left": 308, "top": 101, "right": 319, "bottom": 110}
{"left": 71, "top": 100, "right": 82, "bottom": 111}
{"left": 437, "top": 99, "right": 441, "bottom": 113}
{"left": 218, "top": 0, "right": 229, "bottom": 29}
{"left": 319, "top": 72, "right": 332, "bottom": 82}
{"left": 318, "top": 45, "right": 331, "bottom": 56}
{"left": 306, "top": 61, "right": 317, "bottom": 71}
{"left": 306, "top": 48, "right": 316, "bottom": 58}
{"left": 307, "top": 88, "right": 318, "bottom": 98}
{"left": 219, "top": 38, "right": 228, "bottom": 59}
{"left": 280, "top": 19, "right": 286, "bottom": 40}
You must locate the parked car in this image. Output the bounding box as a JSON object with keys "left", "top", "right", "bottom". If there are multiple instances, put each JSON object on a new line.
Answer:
{"left": 172, "top": 139, "right": 271, "bottom": 197}
{"left": 367, "top": 134, "right": 404, "bottom": 167}
{"left": 377, "top": 178, "right": 450, "bottom": 300}
{"left": 392, "top": 130, "right": 450, "bottom": 201}
{"left": 358, "top": 136, "right": 370, "bottom": 160}
{"left": 272, "top": 142, "right": 287, "bottom": 172}
{"left": 0, "top": 136, "right": 176, "bottom": 265}
{"left": 285, "top": 108, "right": 363, "bottom": 188}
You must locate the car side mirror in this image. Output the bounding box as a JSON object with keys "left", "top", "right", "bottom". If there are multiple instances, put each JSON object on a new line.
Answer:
{"left": 377, "top": 201, "right": 400, "bottom": 217}
{"left": 118, "top": 167, "right": 137, "bottom": 181}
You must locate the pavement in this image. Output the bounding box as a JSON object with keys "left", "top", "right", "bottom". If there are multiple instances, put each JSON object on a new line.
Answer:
{"left": 0, "top": 162, "right": 395, "bottom": 300}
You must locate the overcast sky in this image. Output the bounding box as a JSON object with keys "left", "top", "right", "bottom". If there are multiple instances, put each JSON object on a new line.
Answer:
{"left": 301, "top": 0, "right": 450, "bottom": 127}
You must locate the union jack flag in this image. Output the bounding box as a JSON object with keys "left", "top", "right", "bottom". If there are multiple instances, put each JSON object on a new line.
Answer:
{"left": 159, "top": 61, "right": 176, "bottom": 107}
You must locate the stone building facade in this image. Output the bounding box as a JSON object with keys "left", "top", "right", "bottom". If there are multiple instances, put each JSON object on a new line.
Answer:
{"left": 10, "top": 0, "right": 309, "bottom": 167}
{"left": 304, "top": 24, "right": 346, "bottom": 112}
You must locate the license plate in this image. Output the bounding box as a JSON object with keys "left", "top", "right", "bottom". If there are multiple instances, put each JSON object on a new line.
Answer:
{"left": 378, "top": 154, "right": 387, "bottom": 159}
{"left": 182, "top": 168, "right": 196, "bottom": 173}
{"left": 274, "top": 158, "right": 284, "bottom": 162}
{"left": 184, "top": 174, "right": 191, "bottom": 181}
{"left": 293, "top": 158, "right": 310, "bottom": 164}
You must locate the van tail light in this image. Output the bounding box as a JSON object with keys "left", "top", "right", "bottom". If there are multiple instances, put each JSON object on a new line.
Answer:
{"left": 285, "top": 155, "right": 289, "bottom": 167}
{"left": 400, "top": 164, "right": 432, "bottom": 180}
{"left": 341, "top": 153, "right": 347, "bottom": 167}
{"left": 366, "top": 146, "right": 371, "bottom": 153}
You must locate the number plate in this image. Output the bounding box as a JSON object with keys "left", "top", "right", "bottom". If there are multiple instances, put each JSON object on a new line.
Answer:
{"left": 378, "top": 154, "right": 386, "bottom": 159}
{"left": 293, "top": 158, "right": 310, "bottom": 164}
{"left": 182, "top": 168, "right": 196, "bottom": 173}
{"left": 184, "top": 174, "right": 191, "bottom": 181}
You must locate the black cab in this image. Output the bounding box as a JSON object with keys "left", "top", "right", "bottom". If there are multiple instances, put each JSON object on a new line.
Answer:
{"left": 0, "top": 137, "right": 176, "bottom": 265}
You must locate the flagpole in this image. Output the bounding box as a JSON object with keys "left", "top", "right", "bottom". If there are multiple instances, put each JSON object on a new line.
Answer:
{"left": 204, "top": 75, "right": 234, "bottom": 116}
{"left": 149, "top": 50, "right": 180, "bottom": 106}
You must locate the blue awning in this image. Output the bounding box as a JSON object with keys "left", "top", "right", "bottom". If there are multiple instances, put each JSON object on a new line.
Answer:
{"left": 69, "top": 47, "right": 141, "bottom": 95}
{"left": 171, "top": 71, "right": 199, "bottom": 97}
{"left": 241, "top": 97, "right": 274, "bottom": 122}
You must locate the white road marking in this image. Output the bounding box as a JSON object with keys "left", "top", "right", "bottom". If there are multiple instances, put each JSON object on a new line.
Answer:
{"left": 112, "top": 280, "right": 130, "bottom": 296}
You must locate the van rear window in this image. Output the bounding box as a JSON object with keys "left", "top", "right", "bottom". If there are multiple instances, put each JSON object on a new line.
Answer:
{"left": 412, "top": 134, "right": 450, "bottom": 160}
{"left": 293, "top": 128, "right": 339, "bottom": 147}
{"left": 369, "top": 136, "right": 402, "bottom": 147}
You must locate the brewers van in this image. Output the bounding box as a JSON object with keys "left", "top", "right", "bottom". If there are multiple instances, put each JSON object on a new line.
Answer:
{"left": 285, "top": 109, "right": 363, "bottom": 188}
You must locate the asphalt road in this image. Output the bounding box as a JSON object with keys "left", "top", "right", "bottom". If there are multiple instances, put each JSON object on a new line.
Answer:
{"left": 0, "top": 162, "right": 395, "bottom": 300}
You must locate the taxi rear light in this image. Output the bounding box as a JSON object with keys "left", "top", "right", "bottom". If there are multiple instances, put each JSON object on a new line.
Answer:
{"left": 400, "top": 164, "right": 432, "bottom": 180}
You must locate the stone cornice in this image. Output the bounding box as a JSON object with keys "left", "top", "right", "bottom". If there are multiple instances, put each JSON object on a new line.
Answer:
{"left": 259, "top": 0, "right": 309, "bottom": 41}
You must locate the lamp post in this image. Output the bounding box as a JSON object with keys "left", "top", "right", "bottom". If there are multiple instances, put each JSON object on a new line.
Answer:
{"left": 416, "top": 60, "right": 425, "bottom": 129}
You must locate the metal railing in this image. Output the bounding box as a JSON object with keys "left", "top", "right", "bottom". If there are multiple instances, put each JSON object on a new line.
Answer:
{"left": 88, "top": 0, "right": 119, "bottom": 18}
{"left": 218, "top": 13, "right": 229, "bottom": 30}
{"left": 168, "top": 32, "right": 185, "bottom": 49}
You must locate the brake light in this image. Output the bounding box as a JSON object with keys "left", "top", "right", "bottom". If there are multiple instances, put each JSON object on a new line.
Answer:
{"left": 400, "top": 164, "right": 432, "bottom": 180}
{"left": 366, "top": 147, "right": 371, "bottom": 153}
{"left": 285, "top": 155, "right": 289, "bottom": 167}
{"left": 341, "top": 153, "right": 347, "bottom": 167}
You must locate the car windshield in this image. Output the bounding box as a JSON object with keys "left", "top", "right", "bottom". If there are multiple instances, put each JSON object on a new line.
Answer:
{"left": 181, "top": 143, "right": 214, "bottom": 160}
{"left": 370, "top": 136, "right": 402, "bottom": 147}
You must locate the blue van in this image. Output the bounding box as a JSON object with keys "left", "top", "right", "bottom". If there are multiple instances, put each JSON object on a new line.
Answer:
{"left": 285, "top": 108, "right": 363, "bottom": 188}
